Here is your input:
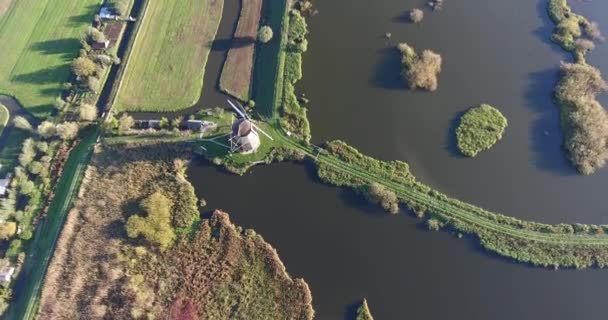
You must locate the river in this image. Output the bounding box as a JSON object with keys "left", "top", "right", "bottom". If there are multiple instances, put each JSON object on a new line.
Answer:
{"left": 189, "top": 0, "right": 608, "bottom": 318}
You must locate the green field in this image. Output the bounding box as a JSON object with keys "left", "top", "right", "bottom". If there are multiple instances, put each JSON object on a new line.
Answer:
{"left": 114, "top": 0, "right": 224, "bottom": 112}
{"left": 0, "top": 0, "right": 99, "bottom": 119}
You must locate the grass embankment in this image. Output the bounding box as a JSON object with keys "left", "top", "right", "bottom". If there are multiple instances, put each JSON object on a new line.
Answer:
{"left": 219, "top": 0, "right": 263, "bottom": 101}
{"left": 456, "top": 104, "right": 507, "bottom": 157}
{"left": 0, "top": 104, "right": 9, "bottom": 136}
{"left": 548, "top": 0, "right": 608, "bottom": 175}
{"left": 0, "top": 0, "right": 99, "bottom": 118}
{"left": 6, "top": 127, "right": 99, "bottom": 320}
{"left": 251, "top": 0, "right": 289, "bottom": 118}
{"left": 114, "top": 0, "right": 224, "bottom": 112}
{"left": 356, "top": 298, "right": 374, "bottom": 320}
{"left": 36, "top": 142, "right": 313, "bottom": 319}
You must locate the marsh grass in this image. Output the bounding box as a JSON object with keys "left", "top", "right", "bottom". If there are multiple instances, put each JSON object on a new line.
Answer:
{"left": 456, "top": 104, "right": 508, "bottom": 157}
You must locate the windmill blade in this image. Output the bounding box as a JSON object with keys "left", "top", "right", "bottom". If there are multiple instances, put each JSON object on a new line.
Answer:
{"left": 227, "top": 99, "right": 248, "bottom": 119}
{"left": 251, "top": 123, "right": 274, "bottom": 141}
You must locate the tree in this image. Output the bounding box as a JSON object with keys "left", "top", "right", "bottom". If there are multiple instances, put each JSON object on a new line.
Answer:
{"left": 364, "top": 183, "right": 399, "bottom": 214}
{"left": 159, "top": 117, "right": 169, "bottom": 129}
{"left": 36, "top": 141, "right": 49, "bottom": 154}
{"left": 125, "top": 192, "right": 175, "bottom": 250}
{"left": 79, "top": 103, "right": 98, "bottom": 122}
{"left": 409, "top": 8, "right": 424, "bottom": 23}
{"left": 118, "top": 114, "right": 134, "bottom": 133}
{"left": 87, "top": 76, "right": 101, "bottom": 93}
{"left": 56, "top": 122, "right": 79, "bottom": 140}
{"left": 54, "top": 97, "right": 68, "bottom": 112}
{"left": 28, "top": 161, "right": 44, "bottom": 176}
{"left": 102, "top": 115, "right": 119, "bottom": 134}
{"left": 18, "top": 139, "right": 36, "bottom": 167}
{"left": 87, "top": 26, "right": 106, "bottom": 43}
{"left": 397, "top": 43, "right": 442, "bottom": 91}
{"left": 257, "top": 26, "right": 274, "bottom": 43}
{"left": 574, "top": 38, "right": 595, "bottom": 53}
{"left": 72, "top": 56, "right": 97, "bottom": 78}
{"left": 356, "top": 298, "right": 374, "bottom": 320}
{"left": 13, "top": 116, "right": 32, "bottom": 131}
{"left": 37, "top": 121, "right": 56, "bottom": 138}
{"left": 0, "top": 222, "right": 17, "bottom": 240}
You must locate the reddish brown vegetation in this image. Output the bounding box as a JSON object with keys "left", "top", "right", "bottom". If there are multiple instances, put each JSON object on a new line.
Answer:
{"left": 219, "top": 0, "right": 263, "bottom": 100}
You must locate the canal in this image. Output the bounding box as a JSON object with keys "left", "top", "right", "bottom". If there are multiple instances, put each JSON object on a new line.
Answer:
{"left": 188, "top": 0, "right": 608, "bottom": 318}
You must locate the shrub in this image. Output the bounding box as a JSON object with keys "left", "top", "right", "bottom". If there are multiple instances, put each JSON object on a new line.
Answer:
{"left": 356, "top": 299, "right": 374, "bottom": 320}
{"left": 585, "top": 21, "right": 604, "bottom": 41}
{"left": 13, "top": 116, "right": 32, "bottom": 131}
{"left": 28, "top": 161, "right": 44, "bottom": 176}
{"left": 364, "top": 183, "right": 399, "bottom": 214}
{"left": 456, "top": 104, "right": 508, "bottom": 157}
{"left": 555, "top": 62, "right": 608, "bottom": 174}
{"left": 397, "top": 43, "right": 442, "bottom": 91}
{"left": 54, "top": 97, "right": 68, "bottom": 113}
{"left": 118, "top": 114, "right": 134, "bottom": 133}
{"left": 0, "top": 222, "right": 17, "bottom": 240}
{"left": 257, "top": 26, "right": 274, "bottom": 43}
{"left": 72, "top": 57, "right": 97, "bottom": 78}
{"left": 6, "top": 239, "right": 22, "bottom": 258}
{"left": 125, "top": 192, "right": 175, "bottom": 250}
{"left": 79, "top": 104, "right": 98, "bottom": 122}
{"left": 86, "top": 26, "right": 106, "bottom": 44}
{"left": 426, "top": 218, "right": 441, "bottom": 231}
{"left": 56, "top": 122, "right": 79, "bottom": 140}
{"left": 288, "top": 10, "right": 308, "bottom": 41}
{"left": 37, "top": 121, "right": 56, "bottom": 138}
{"left": 87, "top": 76, "right": 101, "bottom": 93}
{"left": 574, "top": 38, "right": 594, "bottom": 53}
{"left": 19, "top": 138, "right": 36, "bottom": 167}
{"left": 111, "top": 0, "right": 130, "bottom": 16}
{"left": 409, "top": 8, "right": 424, "bottom": 23}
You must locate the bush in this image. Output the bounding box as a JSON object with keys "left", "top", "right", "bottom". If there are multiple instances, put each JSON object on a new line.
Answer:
{"left": 13, "top": 116, "right": 32, "bottom": 131}
{"left": 56, "top": 122, "right": 79, "bottom": 140}
{"left": 6, "top": 239, "right": 22, "bottom": 258}
{"left": 356, "top": 299, "right": 374, "bottom": 320}
{"left": 397, "top": 43, "right": 442, "bottom": 91}
{"left": 574, "top": 39, "right": 595, "bottom": 53}
{"left": 409, "top": 8, "right": 424, "bottom": 23}
{"left": 257, "top": 26, "right": 274, "bottom": 43}
{"left": 0, "top": 222, "right": 17, "bottom": 240}
{"left": 118, "top": 114, "right": 134, "bottom": 133}
{"left": 585, "top": 21, "right": 604, "bottom": 41}
{"left": 364, "top": 182, "right": 399, "bottom": 214}
{"left": 72, "top": 57, "right": 97, "bottom": 78}
{"left": 37, "top": 121, "right": 56, "bottom": 138}
{"left": 87, "top": 76, "right": 101, "bottom": 93}
{"left": 28, "top": 161, "right": 44, "bottom": 176}
{"left": 86, "top": 26, "right": 106, "bottom": 44}
{"left": 79, "top": 104, "right": 98, "bottom": 122}
{"left": 18, "top": 138, "right": 36, "bottom": 167}
{"left": 456, "top": 104, "right": 508, "bottom": 157}
{"left": 555, "top": 62, "right": 608, "bottom": 174}
{"left": 125, "top": 192, "right": 175, "bottom": 250}
{"left": 288, "top": 10, "right": 308, "bottom": 41}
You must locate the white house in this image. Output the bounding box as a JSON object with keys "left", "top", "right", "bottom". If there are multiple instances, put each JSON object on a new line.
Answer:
{"left": 0, "top": 173, "right": 12, "bottom": 197}
{"left": 0, "top": 266, "right": 15, "bottom": 283}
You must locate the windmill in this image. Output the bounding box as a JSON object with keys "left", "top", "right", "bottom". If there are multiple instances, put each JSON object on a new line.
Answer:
{"left": 227, "top": 100, "right": 274, "bottom": 154}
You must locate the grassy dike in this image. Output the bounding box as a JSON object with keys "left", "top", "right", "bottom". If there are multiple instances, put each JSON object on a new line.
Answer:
{"left": 6, "top": 127, "right": 99, "bottom": 320}
{"left": 199, "top": 0, "right": 608, "bottom": 269}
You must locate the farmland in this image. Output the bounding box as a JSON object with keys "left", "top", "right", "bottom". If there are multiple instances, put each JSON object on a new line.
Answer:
{"left": 114, "top": 0, "right": 224, "bottom": 112}
{"left": 0, "top": 0, "right": 99, "bottom": 118}
{"left": 219, "top": 0, "right": 263, "bottom": 101}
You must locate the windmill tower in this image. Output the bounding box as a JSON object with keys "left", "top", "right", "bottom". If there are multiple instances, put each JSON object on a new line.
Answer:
{"left": 227, "top": 100, "right": 273, "bottom": 154}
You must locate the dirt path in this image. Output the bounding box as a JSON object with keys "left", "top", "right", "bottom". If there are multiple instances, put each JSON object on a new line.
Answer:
{"left": 0, "top": 0, "right": 14, "bottom": 17}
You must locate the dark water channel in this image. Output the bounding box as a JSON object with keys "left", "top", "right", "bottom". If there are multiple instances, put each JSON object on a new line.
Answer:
{"left": 187, "top": 0, "right": 608, "bottom": 318}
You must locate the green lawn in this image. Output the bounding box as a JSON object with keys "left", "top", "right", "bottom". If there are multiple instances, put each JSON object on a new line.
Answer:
{"left": 0, "top": 0, "right": 100, "bottom": 119}
{"left": 0, "top": 103, "right": 9, "bottom": 136}
{"left": 114, "top": 0, "right": 224, "bottom": 112}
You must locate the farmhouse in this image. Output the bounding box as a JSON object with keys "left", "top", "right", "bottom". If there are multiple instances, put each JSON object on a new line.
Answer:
{"left": 99, "top": 7, "right": 117, "bottom": 20}
{"left": 0, "top": 266, "right": 14, "bottom": 283}
{"left": 0, "top": 173, "right": 12, "bottom": 197}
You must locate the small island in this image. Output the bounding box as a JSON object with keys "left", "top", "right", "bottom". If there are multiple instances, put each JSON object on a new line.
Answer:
{"left": 456, "top": 104, "right": 508, "bottom": 157}
{"left": 397, "top": 43, "right": 442, "bottom": 91}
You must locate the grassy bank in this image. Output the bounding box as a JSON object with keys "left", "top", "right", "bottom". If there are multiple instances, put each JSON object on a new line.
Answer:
{"left": 36, "top": 141, "right": 313, "bottom": 319}
{"left": 0, "top": 0, "right": 100, "bottom": 119}
{"left": 114, "top": 0, "right": 224, "bottom": 112}
{"left": 219, "top": 0, "right": 263, "bottom": 101}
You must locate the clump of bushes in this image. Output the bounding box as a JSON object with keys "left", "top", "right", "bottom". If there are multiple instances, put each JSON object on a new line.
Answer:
{"left": 356, "top": 298, "right": 374, "bottom": 320}
{"left": 257, "top": 26, "right": 273, "bottom": 43}
{"left": 397, "top": 43, "right": 442, "bottom": 91}
{"left": 363, "top": 183, "right": 399, "bottom": 214}
{"left": 555, "top": 62, "right": 608, "bottom": 175}
{"left": 409, "top": 8, "right": 424, "bottom": 23}
{"left": 456, "top": 104, "right": 508, "bottom": 157}
{"left": 126, "top": 192, "right": 175, "bottom": 250}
